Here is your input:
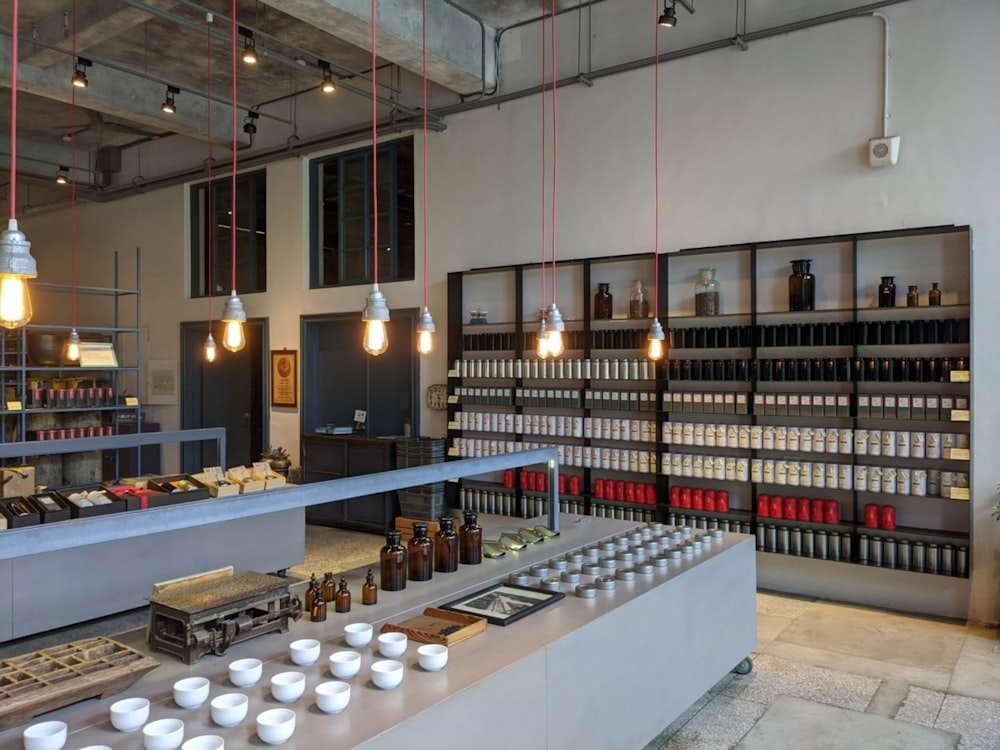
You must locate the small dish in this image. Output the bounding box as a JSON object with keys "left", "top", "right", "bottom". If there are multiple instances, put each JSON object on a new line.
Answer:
{"left": 370, "top": 659, "right": 404, "bottom": 690}
{"left": 417, "top": 643, "right": 448, "bottom": 672}
{"left": 256, "top": 708, "right": 296, "bottom": 746}
{"left": 110, "top": 696, "right": 150, "bottom": 732}
{"left": 315, "top": 680, "right": 351, "bottom": 714}
{"left": 328, "top": 650, "right": 362, "bottom": 680}
{"left": 377, "top": 632, "right": 407, "bottom": 659}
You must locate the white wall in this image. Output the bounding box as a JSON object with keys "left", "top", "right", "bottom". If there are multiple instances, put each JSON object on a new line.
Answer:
{"left": 20, "top": 0, "right": 1000, "bottom": 623}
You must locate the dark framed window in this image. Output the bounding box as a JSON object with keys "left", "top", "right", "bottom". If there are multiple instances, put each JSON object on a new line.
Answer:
{"left": 309, "top": 139, "right": 414, "bottom": 288}
{"left": 190, "top": 170, "right": 267, "bottom": 298}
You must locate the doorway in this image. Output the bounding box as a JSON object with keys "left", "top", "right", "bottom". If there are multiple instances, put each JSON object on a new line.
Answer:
{"left": 180, "top": 319, "right": 267, "bottom": 470}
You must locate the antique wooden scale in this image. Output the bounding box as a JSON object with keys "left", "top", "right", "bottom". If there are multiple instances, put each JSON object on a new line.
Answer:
{"left": 147, "top": 571, "right": 302, "bottom": 664}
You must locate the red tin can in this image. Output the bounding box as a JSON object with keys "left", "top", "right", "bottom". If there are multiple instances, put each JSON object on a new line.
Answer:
{"left": 880, "top": 505, "right": 896, "bottom": 530}
{"left": 680, "top": 487, "right": 692, "bottom": 508}
{"left": 824, "top": 499, "right": 840, "bottom": 525}
{"left": 757, "top": 494, "right": 770, "bottom": 517}
{"left": 645, "top": 483, "right": 657, "bottom": 504}
{"left": 704, "top": 489, "right": 716, "bottom": 512}
{"left": 692, "top": 488, "right": 704, "bottom": 510}
{"left": 503, "top": 469, "right": 515, "bottom": 488}
{"left": 784, "top": 496, "right": 798, "bottom": 520}
{"left": 811, "top": 499, "right": 825, "bottom": 523}
{"left": 568, "top": 475, "right": 581, "bottom": 495}
{"left": 594, "top": 478, "right": 605, "bottom": 498}
{"left": 864, "top": 503, "right": 879, "bottom": 529}
{"left": 770, "top": 495, "right": 784, "bottom": 519}
{"left": 716, "top": 490, "right": 729, "bottom": 513}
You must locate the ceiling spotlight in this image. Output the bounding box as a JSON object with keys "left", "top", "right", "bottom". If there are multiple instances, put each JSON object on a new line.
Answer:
{"left": 161, "top": 85, "right": 179, "bottom": 115}
{"left": 240, "top": 27, "right": 258, "bottom": 64}
{"left": 243, "top": 110, "right": 259, "bottom": 135}
{"left": 319, "top": 61, "right": 336, "bottom": 94}
{"left": 71, "top": 57, "right": 92, "bottom": 88}
{"left": 658, "top": 1, "right": 678, "bottom": 27}
{"left": 55, "top": 167, "right": 68, "bottom": 185}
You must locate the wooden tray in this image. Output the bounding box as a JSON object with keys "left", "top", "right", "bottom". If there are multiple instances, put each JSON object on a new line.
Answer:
{"left": 380, "top": 607, "right": 487, "bottom": 646}
{"left": 0, "top": 636, "right": 159, "bottom": 730}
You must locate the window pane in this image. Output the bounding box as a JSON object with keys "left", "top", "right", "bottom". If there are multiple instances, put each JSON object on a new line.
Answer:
{"left": 342, "top": 249, "right": 367, "bottom": 283}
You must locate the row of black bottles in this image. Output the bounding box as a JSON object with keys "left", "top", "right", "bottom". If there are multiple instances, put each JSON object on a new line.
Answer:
{"left": 380, "top": 511, "right": 483, "bottom": 592}
{"left": 463, "top": 329, "right": 652, "bottom": 352}
{"left": 671, "top": 318, "right": 969, "bottom": 350}
{"left": 667, "top": 355, "right": 968, "bottom": 383}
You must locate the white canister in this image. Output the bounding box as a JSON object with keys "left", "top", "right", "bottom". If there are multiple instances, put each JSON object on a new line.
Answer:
{"left": 583, "top": 447, "right": 593, "bottom": 468}
{"left": 881, "top": 430, "right": 896, "bottom": 458}
{"left": 713, "top": 456, "right": 725, "bottom": 481}
{"left": 801, "top": 427, "right": 814, "bottom": 453}
{"left": 725, "top": 458, "right": 737, "bottom": 481}
{"left": 868, "top": 430, "right": 882, "bottom": 457}
{"left": 775, "top": 427, "right": 788, "bottom": 452}
{"left": 584, "top": 417, "right": 593, "bottom": 439}
{"left": 573, "top": 445, "right": 583, "bottom": 467}
{"left": 825, "top": 430, "right": 839, "bottom": 454}
{"left": 787, "top": 460, "right": 800, "bottom": 486}
{"left": 825, "top": 462, "right": 838, "bottom": 488}
{"left": 751, "top": 459, "right": 763, "bottom": 483}
{"left": 727, "top": 425, "right": 740, "bottom": 449}
{"left": 609, "top": 449, "right": 620, "bottom": 472}
{"left": 690, "top": 455, "right": 702, "bottom": 479}
{"left": 896, "top": 431, "right": 910, "bottom": 458}
{"left": 838, "top": 464, "right": 853, "bottom": 491}
{"left": 715, "top": 424, "right": 726, "bottom": 447}
{"left": 601, "top": 448, "right": 612, "bottom": 470}
{"left": 926, "top": 432, "right": 941, "bottom": 459}
{"left": 787, "top": 427, "right": 801, "bottom": 453}
{"left": 602, "top": 419, "right": 612, "bottom": 440}
{"left": 868, "top": 466, "right": 882, "bottom": 494}
{"left": 799, "top": 462, "right": 811, "bottom": 487}
{"left": 629, "top": 450, "right": 640, "bottom": 472}
{"left": 910, "top": 431, "right": 925, "bottom": 459}
{"left": 897, "top": 468, "right": 911, "bottom": 496}
{"left": 638, "top": 451, "right": 650, "bottom": 473}
{"left": 912, "top": 469, "right": 928, "bottom": 497}
{"left": 882, "top": 467, "right": 897, "bottom": 495}
{"left": 812, "top": 427, "right": 826, "bottom": 453}
{"left": 671, "top": 453, "right": 683, "bottom": 476}
{"left": 839, "top": 429, "right": 853, "bottom": 454}
{"left": 661, "top": 421, "right": 671, "bottom": 444}
{"left": 762, "top": 428, "right": 776, "bottom": 451}
{"left": 854, "top": 465, "right": 868, "bottom": 492}
{"left": 738, "top": 426, "right": 751, "bottom": 449}
{"left": 505, "top": 413, "right": 515, "bottom": 433}
{"left": 812, "top": 462, "right": 825, "bottom": 488}
{"left": 611, "top": 419, "right": 622, "bottom": 441}
{"left": 762, "top": 460, "right": 775, "bottom": 484}
{"left": 927, "top": 469, "right": 941, "bottom": 496}
{"left": 681, "top": 423, "right": 693, "bottom": 445}
{"left": 736, "top": 458, "right": 750, "bottom": 482}
{"left": 775, "top": 461, "right": 788, "bottom": 485}
{"left": 854, "top": 429, "right": 869, "bottom": 456}
{"left": 703, "top": 423, "right": 715, "bottom": 447}
{"left": 661, "top": 453, "right": 671, "bottom": 475}
{"left": 515, "top": 414, "right": 524, "bottom": 434}
{"left": 750, "top": 426, "right": 763, "bottom": 450}
{"left": 693, "top": 423, "right": 705, "bottom": 446}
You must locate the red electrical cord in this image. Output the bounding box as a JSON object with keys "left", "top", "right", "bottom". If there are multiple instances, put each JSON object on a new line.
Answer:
{"left": 9, "top": 0, "right": 18, "bottom": 221}
{"left": 653, "top": 0, "right": 660, "bottom": 320}
{"left": 230, "top": 0, "right": 238, "bottom": 295}
{"left": 549, "top": 0, "right": 557, "bottom": 304}
{"left": 539, "top": 10, "right": 546, "bottom": 311}
{"left": 421, "top": 0, "right": 428, "bottom": 309}
{"left": 371, "top": 0, "right": 378, "bottom": 285}
{"left": 70, "top": 0, "right": 78, "bottom": 329}
{"left": 206, "top": 19, "right": 213, "bottom": 327}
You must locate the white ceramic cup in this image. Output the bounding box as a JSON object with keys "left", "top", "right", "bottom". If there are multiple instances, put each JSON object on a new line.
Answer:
{"left": 270, "top": 671, "right": 306, "bottom": 703}
{"left": 328, "top": 650, "right": 362, "bottom": 680}
{"left": 315, "top": 681, "right": 351, "bottom": 714}
{"left": 256, "top": 709, "right": 296, "bottom": 746}
{"left": 417, "top": 644, "right": 449, "bottom": 672}
{"left": 344, "top": 622, "right": 374, "bottom": 648}
{"left": 110, "top": 697, "right": 150, "bottom": 732}
{"left": 181, "top": 736, "right": 225, "bottom": 750}
{"left": 228, "top": 657, "right": 263, "bottom": 688}
{"left": 142, "top": 718, "right": 185, "bottom": 750}
{"left": 370, "top": 659, "right": 404, "bottom": 690}
{"left": 173, "top": 676, "right": 210, "bottom": 709}
{"left": 377, "top": 632, "right": 408, "bottom": 659}
{"left": 22, "top": 721, "right": 67, "bottom": 750}
{"left": 210, "top": 693, "right": 249, "bottom": 728}
{"left": 289, "top": 638, "right": 321, "bottom": 666}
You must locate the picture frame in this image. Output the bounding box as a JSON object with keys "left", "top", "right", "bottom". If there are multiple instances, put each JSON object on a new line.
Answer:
{"left": 270, "top": 349, "right": 298, "bottom": 408}
{"left": 440, "top": 582, "right": 565, "bottom": 626}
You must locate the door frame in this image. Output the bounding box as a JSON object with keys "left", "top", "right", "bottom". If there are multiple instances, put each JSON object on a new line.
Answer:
{"left": 180, "top": 317, "right": 269, "bottom": 471}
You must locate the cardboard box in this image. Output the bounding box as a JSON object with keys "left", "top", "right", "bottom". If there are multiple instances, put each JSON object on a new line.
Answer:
{"left": 1, "top": 466, "right": 35, "bottom": 499}
{"left": 226, "top": 466, "right": 266, "bottom": 494}
{"left": 195, "top": 467, "right": 241, "bottom": 498}
{"left": 252, "top": 462, "right": 288, "bottom": 490}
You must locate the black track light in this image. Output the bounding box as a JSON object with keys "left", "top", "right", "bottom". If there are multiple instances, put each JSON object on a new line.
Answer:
{"left": 243, "top": 110, "right": 259, "bottom": 135}
{"left": 55, "top": 167, "right": 68, "bottom": 185}
{"left": 319, "top": 61, "right": 336, "bottom": 94}
{"left": 240, "top": 27, "right": 258, "bottom": 64}
{"left": 71, "top": 57, "right": 92, "bottom": 88}
{"left": 658, "top": 1, "right": 677, "bottom": 28}
{"left": 161, "top": 85, "right": 179, "bottom": 115}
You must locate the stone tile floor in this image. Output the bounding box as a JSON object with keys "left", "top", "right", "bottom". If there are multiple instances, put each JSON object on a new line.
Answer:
{"left": 643, "top": 591, "right": 1000, "bottom": 750}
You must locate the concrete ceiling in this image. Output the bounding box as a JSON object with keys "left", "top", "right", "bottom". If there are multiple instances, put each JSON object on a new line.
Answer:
{"left": 0, "top": 0, "right": 911, "bottom": 212}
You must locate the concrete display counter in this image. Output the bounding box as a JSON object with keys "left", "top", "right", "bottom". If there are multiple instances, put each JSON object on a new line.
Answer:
{"left": 0, "top": 514, "right": 756, "bottom": 750}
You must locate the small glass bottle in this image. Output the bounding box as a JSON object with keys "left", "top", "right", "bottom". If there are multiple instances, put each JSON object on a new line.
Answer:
{"left": 304, "top": 573, "right": 318, "bottom": 612}
{"left": 628, "top": 280, "right": 650, "bottom": 319}
{"left": 435, "top": 516, "right": 459, "bottom": 573}
{"left": 593, "top": 283, "right": 613, "bottom": 320}
{"left": 695, "top": 268, "right": 721, "bottom": 316}
{"left": 380, "top": 530, "right": 408, "bottom": 591}
{"left": 322, "top": 571, "right": 336, "bottom": 602}
{"left": 334, "top": 576, "right": 351, "bottom": 613}
{"left": 878, "top": 276, "right": 896, "bottom": 307}
{"left": 361, "top": 569, "right": 378, "bottom": 605}
{"left": 906, "top": 285, "right": 919, "bottom": 307}
{"left": 310, "top": 583, "right": 327, "bottom": 622}
{"left": 408, "top": 523, "right": 434, "bottom": 581}
{"left": 459, "top": 509, "right": 483, "bottom": 565}
{"left": 929, "top": 282, "right": 942, "bottom": 306}
{"left": 788, "top": 259, "right": 816, "bottom": 311}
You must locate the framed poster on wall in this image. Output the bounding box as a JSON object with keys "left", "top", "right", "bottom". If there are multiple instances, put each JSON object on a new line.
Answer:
{"left": 270, "top": 349, "right": 298, "bottom": 408}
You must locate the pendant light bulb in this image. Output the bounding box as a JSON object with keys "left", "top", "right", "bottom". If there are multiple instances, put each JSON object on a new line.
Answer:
{"left": 362, "top": 283, "right": 390, "bottom": 356}
{"left": 545, "top": 303, "right": 566, "bottom": 358}
{"left": 204, "top": 333, "right": 217, "bottom": 362}
{"left": 647, "top": 318, "right": 666, "bottom": 361}
{"left": 65, "top": 328, "right": 81, "bottom": 362}
{"left": 321, "top": 68, "right": 336, "bottom": 94}
{"left": 241, "top": 33, "right": 257, "bottom": 64}
{"left": 0, "top": 220, "right": 37, "bottom": 330}
{"left": 416, "top": 306, "right": 435, "bottom": 355}
{"left": 536, "top": 318, "right": 550, "bottom": 359}
{"left": 220, "top": 289, "right": 247, "bottom": 353}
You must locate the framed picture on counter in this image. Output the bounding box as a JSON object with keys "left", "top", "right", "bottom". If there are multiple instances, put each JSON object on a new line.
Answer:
{"left": 270, "top": 349, "right": 298, "bottom": 408}
{"left": 441, "top": 583, "right": 564, "bottom": 626}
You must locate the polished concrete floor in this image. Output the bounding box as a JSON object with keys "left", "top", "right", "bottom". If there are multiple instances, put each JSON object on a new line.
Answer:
{"left": 3, "top": 525, "right": 999, "bottom": 749}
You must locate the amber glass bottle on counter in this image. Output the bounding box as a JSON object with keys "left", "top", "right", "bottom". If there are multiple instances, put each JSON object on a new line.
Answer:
{"left": 460, "top": 510, "right": 483, "bottom": 565}
{"left": 380, "top": 530, "right": 408, "bottom": 591}
{"left": 322, "top": 572, "right": 336, "bottom": 602}
{"left": 334, "top": 577, "right": 351, "bottom": 613}
{"left": 310, "top": 583, "right": 327, "bottom": 622}
{"left": 362, "top": 569, "right": 378, "bottom": 605}
{"left": 408, "top": 523, "right": 434, "bottom": 581}
{"left": 435, "top": 516, "right": 459, "bottom": 573}
{"left": 304, "top": 573, "right": 318, "bottom": 612}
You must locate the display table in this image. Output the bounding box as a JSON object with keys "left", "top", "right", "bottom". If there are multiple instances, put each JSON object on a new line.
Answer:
{"left": 0, "top": 514, "right": 756, "bottom": 750}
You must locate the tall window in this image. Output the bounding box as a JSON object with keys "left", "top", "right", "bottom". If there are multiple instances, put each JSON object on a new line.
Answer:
{"left": 190, "top": 170, "right": 267, "bottom": 298}
{"left": 310, "top": 139, "right": 414, "bottom": 288}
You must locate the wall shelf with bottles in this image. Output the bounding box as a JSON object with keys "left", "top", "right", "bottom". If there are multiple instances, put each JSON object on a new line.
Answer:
{"left": 0, "top": 249, "right": 142, "bottom": 486}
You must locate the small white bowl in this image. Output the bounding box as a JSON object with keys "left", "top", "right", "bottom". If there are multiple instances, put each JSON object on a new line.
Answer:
{"left": 377, "top": 632, "right": 408, "bottom": 659}
{"left": 417, "top": 643, "right": 449, "bottom": 672}
{"left": 142, "top": 718, "right": 185, "bottom": 750}
{"left": 270, "top": 671, "right": 306, "bottom": 703}
{"left": 256, "top": 708, "right": 296, "bottom": 746}
{"left": 210, "top": 692, "right": 249, "bottom": 728}
{"left": 181, "top": 736, "right": 224, "bottom": 750}
{"left": 315, "top": 680, "right": 351, "bottom": 714}
{"left": 289, "top": 638, "right": 321, "bottom": 666}
{"left": 328, "top": 650, "right": 362, "bottom": 680}
{"left": 344, "top": 622, "right": 373, "bottom": 648}
{"left": 173, "top": 676, "right": 211, "bottom": 709}
{"left": 110, "top": 696, "right": 150, "bottom": 732}
{"left": 370, "top": 659, "right": 404, "bottom": 690}
{"left": 228, "top": 657, "right": 263, "bottom": 688}
{"left": 22, "top": 721, "right": 67, "bottom": 750}
{"left": 77, "top": 746, "right": 113, "bottom": 750}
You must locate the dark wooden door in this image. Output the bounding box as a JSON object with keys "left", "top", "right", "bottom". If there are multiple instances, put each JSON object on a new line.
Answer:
{"left": 180, "top": 319, "right": 267, "bottom": 470}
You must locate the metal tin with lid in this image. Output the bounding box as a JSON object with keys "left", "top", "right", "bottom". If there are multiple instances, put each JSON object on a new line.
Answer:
{"left": 628, "top": 531, "right": 643, "bottom": 544}
{"left": 509, "top": 572, "right": 530, "bottom": 586}
{"left": 549, "top": 557, "right": 569, "bottom": 571}
{"left": 539, "top": 577, "right": 562, "bottom": 592}
{"left": 599, "top": 541, "right": 616, "bottom": 553}
{"left": 681, "top": 544, "right": 694, "bottom": 555}
{"left": 529, "top": 564, "right": 550, "bottom": 578}
{"left": 649, "top": 522, "right": 664, "bottom": 534}
{"left": 576, "top": 584, "right": 597, "bottom": 598}
{"left": 582, "top": 562, "right": 601, "bottom": 576}
{"left": 561, "top": 569, "right": 582, "bottom": 583}
{"left": 668, "top": 549, "right": 682, "bottom": 559}
{"left": 567, "top": 551, "right": 584, "bottom": 564}
{"left": 583, "top": 546, "right": 601, "bottom": 560}
{"left": 616, "top": 550, "right": 634, "bottom": 563}
{"left": 711, "top": 528, "right": 724, "bottom": 539}
{"left": 652, "top": 555, "right": 669, "bottom": 567}
{"left": 599, "top": 557, "right": 617, "bottom": 571}
{"left": 644, "top": 541, "right": 660, "bottom": 554}
{"left": 636, "top": 561, "right": 654, "bottom": 575}
{"left": 616, "top": 568, "right": 637, "bottom": 581}
{"left": 595, "top": 576, "right": 617, "bottom": 590}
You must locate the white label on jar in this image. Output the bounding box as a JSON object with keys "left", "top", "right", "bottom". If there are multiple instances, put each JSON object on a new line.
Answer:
{"left": 661, "top": 454, "right": 671, "bottom": 475}
{"left": 787, "top": 461, "right": 799, "bottom": 486}
{"left": 715, "top": 424, "right": 726, "bottom": 445}
{"left": 883, "top": 468, "right": 897, "bottom": 494}
{"left": 602, "top": 419, "right": 612, "bottom": 440}
{"left": 680, "top": 423, "right": 691, "bottom": 444}
{"left": 896, "top": 431, "right": 910, "bottom": 458}
{"left": 801, "top": 428, "right": 814, "bottom": 453}
{"left": 672, "top": 453, "right": 683, "bottom": 476}
{"left": 855, "top": 466, "right": 868, "bottom": 491}
{"left": 612, "top": 419, "right": 622, "bottom": 441}
{"left": 926, "top": 432, "right": 941, "bottom": 459}
{"left": 776, "top": 461, "right": 788, "bottom": 485}
{"left": 897, "top": 468, "right": 911, "bottom": 495}
{"left": 704, "top": 423, "right": 715, "bottom": 447}
{"left": 839, "top": 429, "right": 852, "bottom": 454}
{"left": 713, "top": 456, "right": 725, "bottom": 480}
{"left": 639, "top": 452, "right": 649, "bottom": 473}
{"left": 693, "top": 423, "right": 706, "bottom": 446}
{"left": 763, "top": 461, "right": 775, "bottom": 483}
{"left": 610, "top": 449, "right": 620, "bottom": 471}
{"left": 799, "top": 462, "right": 811, "bottom": 487}
{"left": 825, "top": 462, "right": 838, "bottom": 487}
{"left": 727, "top": 425, "right": 740, "bottom": 448}
{"left": 573, "top": 445, "right": 583, "bottom": 466}
{"left": 910, "top": 431, "right": 925, "bottom": 458}
{"left": 629, "top": 450, "right": 640, "bottom": 472}
{"left": 725, "top": 458, "right": 737, "bottom": 481}
{"left": 826, "top": 430, "right": 839, "bottom": 454}
{"left": 505, "top": 413, "right": 515, "bottom": 433}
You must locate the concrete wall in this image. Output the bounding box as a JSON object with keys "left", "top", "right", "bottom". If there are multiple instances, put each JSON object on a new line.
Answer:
{"left": 20, "top": 0, "right": 1000, "bottom": 623}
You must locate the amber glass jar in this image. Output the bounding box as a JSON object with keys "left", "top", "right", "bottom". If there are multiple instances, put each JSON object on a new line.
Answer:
{"left": 593, "top": 283, "right": 613, "bottom": 320}
{"left": 380, "top": 530, "right": 408, "bottom": 591}
{"left": 361, "top": 569, "right": 378, "bottom": 605}
{"left": 460, "top": 510, "right": 483, "bottom": 565}
{"left": 788, "top": 259, "right": 816, "bottom": 311}
{"left": 929, "top": 282, "right": 942, "bottom": 306}
{"left": 878, "top": 276, "right": 896, "bottom": 308}
{"left": 304, "top": 573, "right": 318, "bottom": 612}
{"left": 334, "top": 577, "right": 351, "bottom": 613}
{"left": 435, "top": 516, "right": 459, "bottom": 573}
{"left": 322, "top": 572, "right": 336, "bottom": 602}
{"left": 408, "top": 523, "right": 434, "bottom": 581}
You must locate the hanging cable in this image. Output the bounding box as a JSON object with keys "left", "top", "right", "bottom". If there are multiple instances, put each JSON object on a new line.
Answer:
{"left": 536, "top": 6, "right": 549, "bottom": 359}
{"left": 66, "top": 0, "right": 80, "bottom": 361}
{"left": 415, "top": 0, "right": 435, "bottom": 355}
{"left": 647, "top": 0, "right": 666, "bottom": 360}
{"left": 545, "top": 0, "right": 565, "bottom": 358}
{"left": 204, "top": 12, "right": 216, "bottom": 362}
